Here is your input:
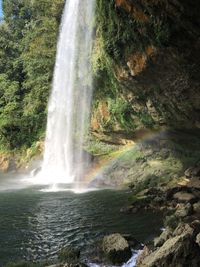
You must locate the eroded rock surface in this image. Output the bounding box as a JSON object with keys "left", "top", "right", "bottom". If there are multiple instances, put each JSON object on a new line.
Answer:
{"left": 137, "top": 223, "right": 200, "bottom": 267}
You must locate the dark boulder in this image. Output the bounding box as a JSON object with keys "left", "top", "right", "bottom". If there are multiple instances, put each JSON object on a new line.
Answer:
{"left": 175, "top": 203, "right": 193, "bottom": 218}
{"left": 136, "top": 223, "right": 200, "bottom": 267}
{"left": 173, "top": 191, "right": 197, "bottom": 203}
{"left": 58, "top": 247, "right": 80, "bottom": 264}
{"left": 102, "top": 233, "right": 132, "bottom": 264}
{"left": 193, "top": 201, "right": 200, "bottom": 213}
{"left": 185, "top": 166, "right": 200, "bottom": 178}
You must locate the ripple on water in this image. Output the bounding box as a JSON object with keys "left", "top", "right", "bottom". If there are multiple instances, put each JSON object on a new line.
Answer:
{"left": 0, "top": 189, "right": 162, "bottom": 265}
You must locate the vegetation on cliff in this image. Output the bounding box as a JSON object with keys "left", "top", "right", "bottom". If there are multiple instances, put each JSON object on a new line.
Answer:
{"left": 0, "top": 0, "right": 199, "bottom": 153}
{"left": 92, "top": 0, "right": 200, "bottom": 133}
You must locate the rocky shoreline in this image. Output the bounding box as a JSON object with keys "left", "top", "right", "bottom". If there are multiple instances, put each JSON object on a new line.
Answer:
{"left": 123, "top": 164, "right": 200, "bottom": 267}
{"left": 56, "top": 163, "right": 200, "bottom": 267}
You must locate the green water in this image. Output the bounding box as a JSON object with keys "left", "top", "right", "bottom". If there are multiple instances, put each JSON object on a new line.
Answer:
{"left": 0, "top": 184, "right": 162, "bottom": 266}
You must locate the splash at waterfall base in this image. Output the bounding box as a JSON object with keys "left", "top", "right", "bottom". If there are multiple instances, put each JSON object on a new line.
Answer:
{"left": 27, "top": 150, "right": 93, "bottom": 192}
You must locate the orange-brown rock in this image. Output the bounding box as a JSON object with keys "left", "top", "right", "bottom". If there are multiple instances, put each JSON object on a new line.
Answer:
{"left": 0, "top": 154, "right": 10, "bottom": 172}
{"left": 91, "top": 101, "right": 110, "bottom": 131}
{"left": 127, "top": 52, "right": 147, "bottom": 76}
{"left": 115, "top": 0, "right": 149, "bottom": 23}
{"left": 127, "top": 46, "right": 156, "bottom": 76}
{"left": 114, "top": 65, "right": 129, "bottom": 81}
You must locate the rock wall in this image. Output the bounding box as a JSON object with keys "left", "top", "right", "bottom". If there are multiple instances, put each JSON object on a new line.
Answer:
{"left": 92, "top": 0, "right": 200, "bottom": 134}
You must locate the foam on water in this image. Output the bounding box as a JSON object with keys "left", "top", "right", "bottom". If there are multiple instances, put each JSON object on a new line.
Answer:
{"left": 88, "top": 250, "right": 142, "bottom": 267}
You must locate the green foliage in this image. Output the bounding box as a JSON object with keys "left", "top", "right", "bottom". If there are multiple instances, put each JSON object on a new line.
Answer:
{"left": 150, "top": 17, "right": 170, "bottom": 45}
{"left": 138, "top": 112, "right": 155, "bottom": 128}
{"left": 94, "top": 0, "right": 170, "bottom": 82}
{"left": 93, "top": 0, "right": 170, "bottom": 131}
{"left": 0, "top": 0, "right": 64, "bottom": 150}
{"left": 18, "top": 141, "right": 43, "bottom": 166}
{"left": 95, "top": 0, "right": 143, "bottom": 64}
{"left": 85, "top": 138, "right": 119, "bottom": 156}
{"left": 119, "top": 146, "right": 142, "bottom": 162}
{"left": 107, "top": 97, "right": 135, "bottom": 130}
{"left": 0, "top": 74, "right": 21, "bottom": 149}
{"left": 93, "top": 0, "right": 144, "bottom": 98}
{"left": 130, "top": 174, "right": 160, "bottom": 193}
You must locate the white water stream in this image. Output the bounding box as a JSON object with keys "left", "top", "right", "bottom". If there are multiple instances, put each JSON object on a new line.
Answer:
{"left": 33, "top": 0, "right": 95, "bottom": 186}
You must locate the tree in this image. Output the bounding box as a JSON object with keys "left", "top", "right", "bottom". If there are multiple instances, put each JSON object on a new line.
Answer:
{"left": 0, "top": 0, "right": 64, "bottom": 150}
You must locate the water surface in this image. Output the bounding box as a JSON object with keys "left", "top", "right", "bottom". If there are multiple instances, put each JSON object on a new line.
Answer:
{"left": 0, "top": 181, "right": 162, "bottom": 266}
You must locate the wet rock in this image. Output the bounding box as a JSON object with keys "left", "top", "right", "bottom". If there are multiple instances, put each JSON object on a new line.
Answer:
{"left": 164, "top": 214, "right": 180, "bottom": 230}
{"left": 0, "top": 155, "right": 10, "bottom": 172}
{"left": 136, "top": 189, "right": 150, "bottom": 197}
{"left": 175, "top": 203, "right": 193, "bottom": 218}
{"left": 154, "top": 227, "right": 171, "bottom": 247}
{"left": 131, "top": 207, "right": 139, "bottom": 214}
{"left": 122, "top": 234, "right": 141, "bottom": 248}
{"left": 153, "top": 196, "right": 165, "bottom": 204}
{"left": 173, "top": 223, "right": 194, "bottom": 237}
{"left": 187, "top": 177, "right": 200, "bottom": 189}
{"left": 58, "top": 247, "right": 80, "bottom": 264}
{"left": 173, "top": 191, "right": 196, "bottom": 203}
{"left": 196, "top": 233, "right": 200, "bottom": 248}
{"left": 137, "top": 187, "right": 164, "bottom": 197}
{"left": 185, "top": 166, "right": 200, "bottom": 178}
{"left": 165, "top": 186, "right": 184, "bottom": 200}
{"left": 102, "top": 233, "right": 132, "bottom": 264}
{"left": 136, "top": 246, "right": 151, "bottom": 266}
{"left": 193, "top": 190, "right": 200, "bottom": 199}
{"left": 193, "top": 201, "right": 200, "bottom": 213}
{"left": 120, "top": 205, "right": 135, "bottom": 213}
{"left": 136, "top": 223, "right": 200, "bottom": 267}
{"left": 191, "top": 220, "right": 200, "bottom": 237}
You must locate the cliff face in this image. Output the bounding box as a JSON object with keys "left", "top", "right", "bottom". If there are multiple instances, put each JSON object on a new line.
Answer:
{"left": 92, "top": 0, "right": 200, "bottom": 135}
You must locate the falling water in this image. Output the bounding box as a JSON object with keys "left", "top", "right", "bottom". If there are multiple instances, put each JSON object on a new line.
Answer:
{"left": 36, "top": 0, "right": 95, "bottom": 186}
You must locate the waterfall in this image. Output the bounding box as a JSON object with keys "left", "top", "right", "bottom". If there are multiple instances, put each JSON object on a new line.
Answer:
{"left": 36, "top": 0, "right": 95, "bottom": 186}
